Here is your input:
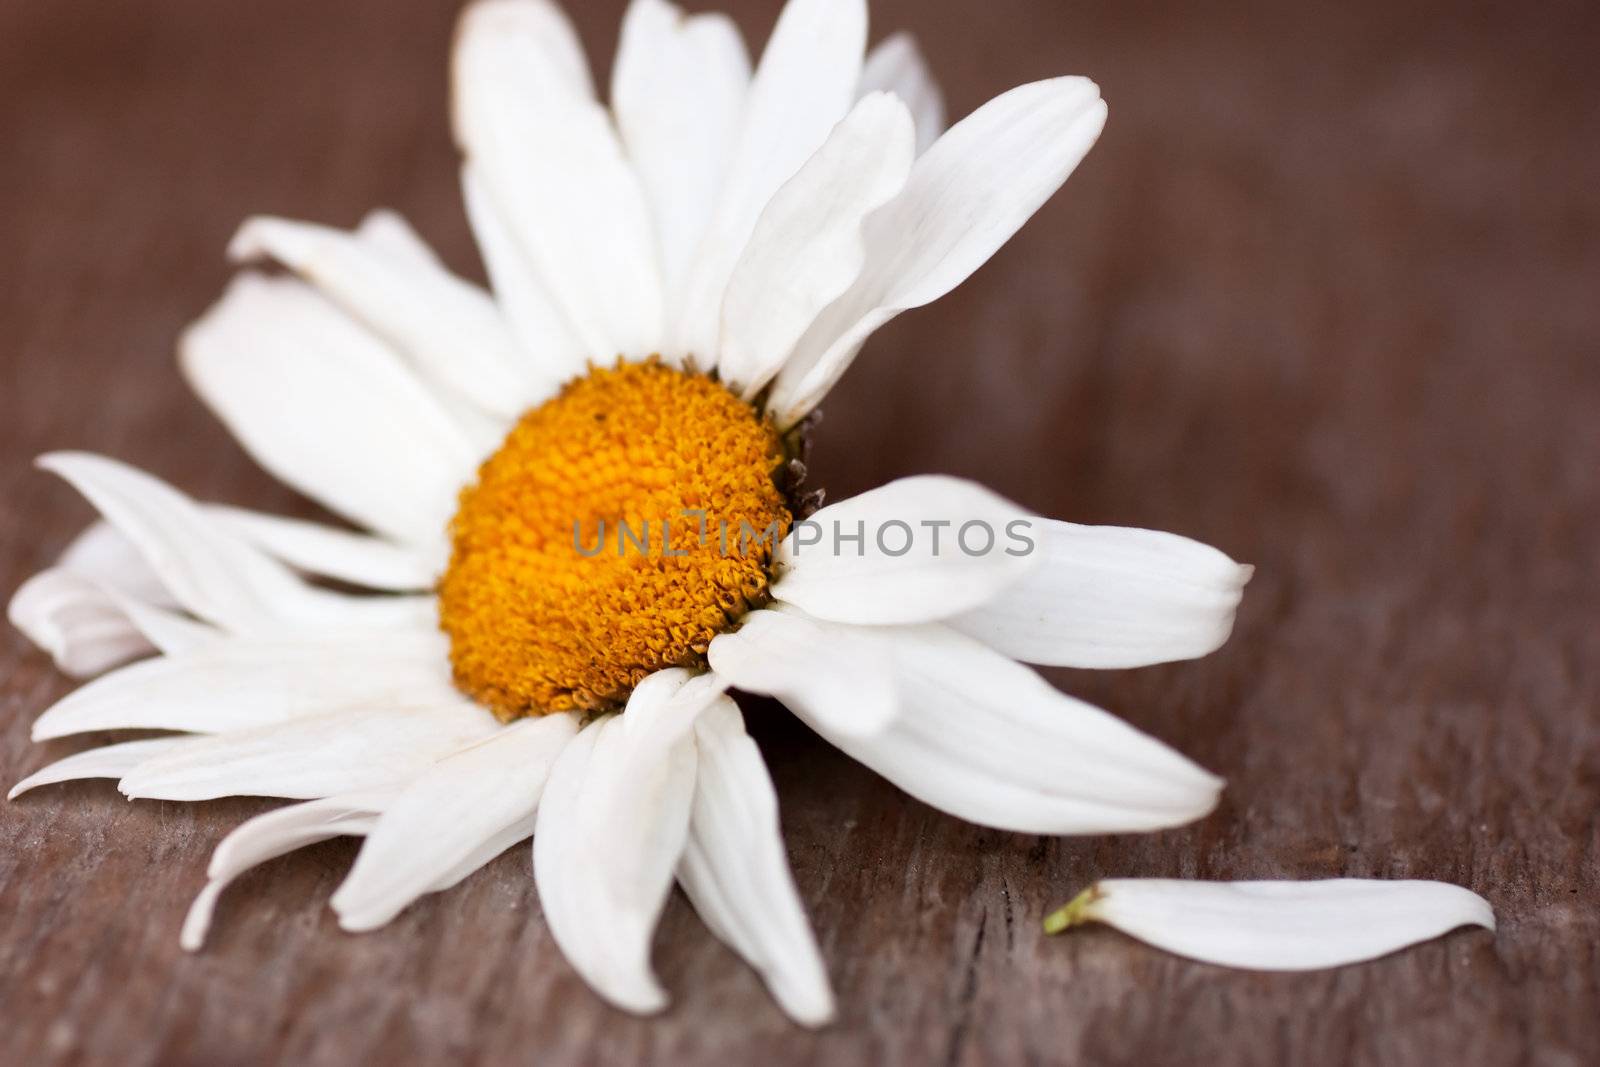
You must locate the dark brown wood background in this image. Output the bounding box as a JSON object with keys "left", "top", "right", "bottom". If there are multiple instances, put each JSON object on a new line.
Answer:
{"left": 2, "top": 1, "right": 1596, "bottom": 1063}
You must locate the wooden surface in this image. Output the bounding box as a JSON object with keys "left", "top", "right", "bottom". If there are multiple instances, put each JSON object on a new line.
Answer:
{"left": 2, "top": 1, "right": 1596, "bottom": 1063}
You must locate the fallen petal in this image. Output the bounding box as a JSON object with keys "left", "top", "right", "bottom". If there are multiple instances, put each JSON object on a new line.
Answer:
{"left": 1044, "top": 878, "right": 1495, "bottom": 970}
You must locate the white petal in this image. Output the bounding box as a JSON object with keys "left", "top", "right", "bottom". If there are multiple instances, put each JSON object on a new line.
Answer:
{"left": 718, "top": 92, "right": 915, "bottom": 398}
{"left": 119, "top": 703, "right": 499, "bottom": 801}
{"left": 426, "top": 809, "right": 540, "bottom": 893}
{"left": 19, "top": 565, "right": 218, "bottom": 669}
{"left": 669, "top": 0, "right": 868, "bottom": 364}
{"left": 179, "top": 274, "right": 478, "bottom": 553}
{"left": 532, "top": 723, "right": 621, "bottom": 996}
{"left": 950, "top": 521, "right": 1252, "bottom": 668}
{"left": 18, "top": 518, "right": 222, "bottom": 659}
{"left": 32, "top": 630, "right": 457, "bottom": 740}
{"left": 229, "top": 215, "right": 548, "bottom": 418}
{"left": 353, "top": 208, "right": 444, "bottom": 267}
{"left": 533, "top": 675, "right": 702, "bottom": 1014}
{"left": 1049, "top": 879, "right": 1496, "bottom": 970}
{"left": 18, "top": 506, "right": 431, "bottom": 671}
{"left": 8, "top": 516, "right": 187, "bottom": 676}
{"left": 534, "top": 718, "right": 662, "bottom": 1013}
{"left": 612, "top": 0, "right": 750, "bottom": 316}
{"left": 794, "top": 623, "right": 1223, "bottom": 834}
{"left": 677, "top": 698, "right": 835, "bottom": 1027}
{"left": 331, "top": 713, "right": 578, "bottom": 931}
{"left": 37, "top": 454, "right": 374, "bottom": 631}
{"left": 97, "top": 583, "right": 220, "bottom": 661}
{"left": 37, "top": 453, "right": 434, "bottom": 633}
{"left": 210, "top": 506, "right": 437, "bottom": 592}
{"left": 451, "top": 0, "right": 594, "bottom": 111}
{"left": 8, "top": 737, "right": 191, "bottom": 800}
{"left": 342, "top": 215, "right": 536, "bottom": 452}
{"left": 56, "top": 516, "right": 175, "bottom": 604}
{"left": 460, "top": 166, "right": 587, "bottom": 384}
{"left": 454, "top": 0, "right": 663, "bottom": 359}
{"left": 859, "top": 32, "right": 944, "bottom": 154}
{"left": 182, "top": 790, "right": 393, "bottom": 951}
{"left": 616, "top": 668, "right": 729, "bottom": 767}
{"left": 769, "top": 77, "right": 1107, "bottom": 426}
{"left": 707, "top": 607, "right": 894, "bottom": 737}
{"left": 8, "top": 569, "right": 159, "bottom": 677}
{"left": 770, "top": 475, "right": 1041, "bottom": 625}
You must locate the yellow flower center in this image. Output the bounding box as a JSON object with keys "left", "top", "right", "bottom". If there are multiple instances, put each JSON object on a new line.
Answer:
{"left": 439, "top": 360, "right": 793, "bottom": 721}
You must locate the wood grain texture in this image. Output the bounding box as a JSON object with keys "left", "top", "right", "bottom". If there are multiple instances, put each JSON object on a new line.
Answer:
{"left": 2, "top": 0, "right": 1596, "bottom": 1063}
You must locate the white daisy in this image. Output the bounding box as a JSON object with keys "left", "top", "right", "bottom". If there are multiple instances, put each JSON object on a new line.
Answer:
{"left": 7, "top": 0, "right": 1275, "bottom": 1027}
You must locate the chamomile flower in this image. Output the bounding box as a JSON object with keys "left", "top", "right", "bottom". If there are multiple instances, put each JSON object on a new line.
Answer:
{"left": 8, "top": 0, "right": 1262, "bottom": 1026}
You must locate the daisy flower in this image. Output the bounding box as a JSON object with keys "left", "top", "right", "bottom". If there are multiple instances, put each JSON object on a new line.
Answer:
{"left": 10, "top": 0, "right": 1486, "bottom": 1028}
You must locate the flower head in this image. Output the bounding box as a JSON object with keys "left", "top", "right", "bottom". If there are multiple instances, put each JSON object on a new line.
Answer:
{"left": 9, "top": 0, "right": 1255, "bottom": 1027}
{"left": 440, "top": 359, "right": 794, "bottom": 718}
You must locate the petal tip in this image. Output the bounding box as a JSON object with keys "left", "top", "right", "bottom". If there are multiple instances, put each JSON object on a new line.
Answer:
{"left": 179, "top": 883, "right": 222, "bottom": 952}
{"left": 225, "top": 218, "right": 266, "bottom": 263}
{"left": 334, "top": 910, "right": 386, "bottom": 935}
{"left": 34, "top": 450, "right": 79, "bottom": 476}
{"left": 787, "top": 998, "right": 838, "bottom": 1029}
{"left": 601, "top": 979, "right": 670, "bottom": 1017}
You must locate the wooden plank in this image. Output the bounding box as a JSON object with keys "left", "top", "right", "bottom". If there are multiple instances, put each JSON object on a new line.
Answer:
{"left": 1, "top": 1, "right": 1595, "bottom": 1063}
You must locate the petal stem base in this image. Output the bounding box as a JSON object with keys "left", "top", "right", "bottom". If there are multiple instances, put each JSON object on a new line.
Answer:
{"left": 1043, "top": 883, "right": 1104, "bottom": 935}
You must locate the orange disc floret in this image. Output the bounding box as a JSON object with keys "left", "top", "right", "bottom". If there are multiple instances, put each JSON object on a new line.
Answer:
{"left": 438, "top": 359, "right": 792, "bottom": 720}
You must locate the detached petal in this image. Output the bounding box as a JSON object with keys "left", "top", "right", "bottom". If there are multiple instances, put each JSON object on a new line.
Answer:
{"left": 331, "top": 713, "right": 578, "bottom": 931}
{"left": 858, "top": 32, "right": 944, "bottom": 154}
{"left": 794, "top": 624, "right": 1223, "bottom": 834}
{"left": 719, "top": 92, "right": 915, "bottom": 398}
{"left": 612, "top": 0, "right": 750, "bottom": 314}
{"left": 770, "top": 475, "right": 1040, "bottom": 625}
{"left": 707, "top": 607, "right": 896, "bottom": 737}
{"left": 769, "top": 76, "right": 1107, "bottom": 426}
{"left": 1045, "top": 879, "right": 1495, "bottom": 970}
{"left": 678, "top": 698, "right": 836, "bottom": 1027}
{"left": 669, "top": 0, "right": 868, "bottom": 363}
{"left": 950, "top": 521, "right": 1252, "bottom": 668}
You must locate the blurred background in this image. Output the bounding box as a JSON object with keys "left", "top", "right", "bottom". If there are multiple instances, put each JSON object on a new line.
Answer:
{"left": 1, "top": 1, "right": 1596, "bottom": 1064}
